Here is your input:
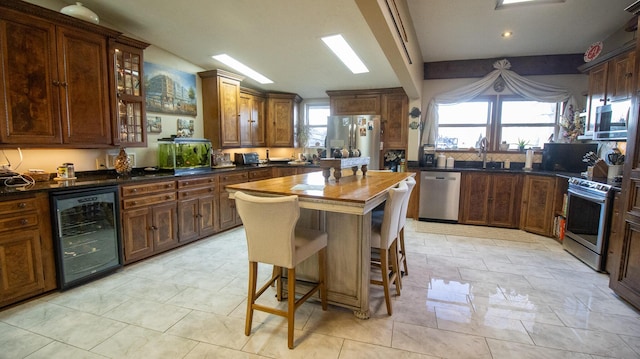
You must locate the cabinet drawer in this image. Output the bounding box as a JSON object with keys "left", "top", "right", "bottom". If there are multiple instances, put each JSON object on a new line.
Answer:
{"left": 121, "top": 181, "right": 176, "bottom": 197}
{"left": 0, "top": 198, "right": 37, "bottom": 215}
{"left": 178, "top": 186, "right": 217, "bottom": 199}
{"left": 123, "top": 193, "right": 177, "bottom": 209}
{"left": 0, "top": 213, "right": 39, "bottom": 232}
{"left": 177, "top": 176, "right": 218, "bottom": 189}
{"left": 248, "top": 168, "right": 272, "bottom": 181}
{"left": 219, "top": 171, "right": 248, "bottom": 185}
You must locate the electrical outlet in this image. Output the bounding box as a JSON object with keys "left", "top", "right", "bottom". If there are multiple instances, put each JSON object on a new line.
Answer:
{"left": 95, "top": 158, "right": 106, "bottom": 170}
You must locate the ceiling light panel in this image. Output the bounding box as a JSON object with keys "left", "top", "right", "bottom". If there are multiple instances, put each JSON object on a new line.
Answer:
{"left": 321, "top": 34, "right": 369, "bottom": 74}
{"left": 212, "top": 54, "right": 273, "bottom": 84}
{"left": 496, "top": 0, "right": 565, "bottom": 10}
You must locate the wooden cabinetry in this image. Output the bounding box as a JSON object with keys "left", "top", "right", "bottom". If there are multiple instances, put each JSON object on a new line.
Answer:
{"left": 606, "top": 191, "right": 622, "bottom": 274}
{"left": 0, "top": 193, "right": 55, "bottom": 308}
{"left": 239, "top": 88, "right": 266, "bottom": 147}
{"left": 218, "top": 171, "right": 249, "bottom": 230}
{"left": 267, "top": 93, "right": 301, "bottom": 147}
{"left": 381, "top": 90, "right": 409, "bottom": 149}
{"left": 520, "top": 175, "right": 556, "bottom": 236}
{"left": 121, "top": 180, "right": 178, "bottom": 264}
{"left": 0, "top": 6, "right": 114, "bottom": 147}
{"left": 327, "top": 87, "right": 409, "bottom": 153}
{"left": 460, "top": 172, "right": 521, "bottom": 228}
{"left": 177, "top": 175, "right": 218, "bottom": 243}
{"left": 583, "top": 49, "right": 635, "bottom": 133}
{"left": 109, "top": 38, "right": 149, "bottom": 147}
{"left": 248, "top": 167, "right": 273, "bottom": 181}
{"left": 199, "top": 69, "right": 244, "bottom": 148}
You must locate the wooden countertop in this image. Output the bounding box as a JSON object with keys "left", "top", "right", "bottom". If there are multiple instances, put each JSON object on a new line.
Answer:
{"left": 226, "top": 171, "right": 415, "bottom": 215}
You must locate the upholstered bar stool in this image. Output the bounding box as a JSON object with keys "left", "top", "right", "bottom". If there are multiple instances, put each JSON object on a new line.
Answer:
{"left": 234, "top": 191, "right": 328, "bottom": 349}
{"left": 370, "top": 181, "right": 407, "bottom": 315}
{"left": 372, "top": 176, "right": 415, "bottom": 279}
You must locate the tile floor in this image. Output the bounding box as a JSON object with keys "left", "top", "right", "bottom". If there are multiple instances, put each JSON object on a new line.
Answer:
{"left": 1, "top": 220, "right": 640, "bottom": 358}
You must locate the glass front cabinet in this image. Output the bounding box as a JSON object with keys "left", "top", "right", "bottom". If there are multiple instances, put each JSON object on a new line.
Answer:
{"left": 109, "top": 39, "right": 149, "bottom": 147}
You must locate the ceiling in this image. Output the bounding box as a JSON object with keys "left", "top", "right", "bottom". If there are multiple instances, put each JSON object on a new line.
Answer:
{"left": 37, "top": 0, "right": 639, "bottom": 99}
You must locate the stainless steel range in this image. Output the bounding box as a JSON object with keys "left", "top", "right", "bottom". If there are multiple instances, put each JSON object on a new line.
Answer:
{"left": 563, "top": 177, "right": 615, "bottom": 272}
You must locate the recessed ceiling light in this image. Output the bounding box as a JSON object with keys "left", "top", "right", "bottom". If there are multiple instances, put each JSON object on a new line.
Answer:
{"left": 496, "top": 0, "right": 565, "bottom": 10}
{"left": 502, "top": 31, "right": 513, "bottom": 38}
{"left": 212, "top": 54, "right": 273, "bottom": 84}
{"left": 321, "top": 34, "right": 369, "bottom": 74}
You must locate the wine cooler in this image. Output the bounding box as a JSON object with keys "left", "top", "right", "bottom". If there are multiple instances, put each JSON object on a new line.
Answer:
{"left": 51, "top": 186, "right": 122, "bottom": 290}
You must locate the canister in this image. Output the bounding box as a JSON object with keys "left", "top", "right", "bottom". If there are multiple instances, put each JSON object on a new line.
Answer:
{"left": 64, "top": 163, "right": 75, "bottom": 178}
{"left": 57, "top": 165, "right": 68, "bottom": 179}
{"left": 446, "top": 156, "right": 454, "bottom": 168}
{"left": 436, "top": 153, "right": 446, "bottom": 168}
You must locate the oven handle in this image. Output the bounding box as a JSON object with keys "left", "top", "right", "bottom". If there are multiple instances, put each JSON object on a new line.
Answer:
{"left": 567, "top": 189, "right": 607, "bottom": 204}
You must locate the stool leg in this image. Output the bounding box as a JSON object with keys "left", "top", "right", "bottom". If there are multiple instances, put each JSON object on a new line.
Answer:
{"left": 275, "top": 266, "right": 283, "bottom": 301}
{"left": 399, "top": 227, "right": 408, "bottom": 276}
{"left": 380, "top": 249, "right": 392, "bottom": 315}
{"left": 391, "top": 240, "right": 401, "bottom": 295}
{"left": 245, "top": 261, "right": 258, "bottom": 336}
{"left": 287, "top": 267, "right": 296, "bottom": 349}
{"left": 319, "top": 248, "right": 327, "bottom": 310}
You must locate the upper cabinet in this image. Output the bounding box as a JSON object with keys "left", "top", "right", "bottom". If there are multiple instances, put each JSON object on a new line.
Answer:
{"left": 239, "top": 88, "right": 266, "bottom": 147}
{"left": 0, "top": 5, "right": 116, "bottom": 147}
{"left": 109, "top": 38, "right": 149, "bottom": 147}
{"left": 582, "top": 48, "right": 635, "bottom": 134}
{"left": 199, "top": 69, "right": 244, "bottom": 148}
{"left": 267, "top": 93, "right": 301, "bottom": 147}
{"left": 327, "top": 88, "right": 409, "bottom": 150}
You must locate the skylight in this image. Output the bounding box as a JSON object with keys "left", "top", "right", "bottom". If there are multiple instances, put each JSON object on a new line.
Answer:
{"left": 211, "top": 54, "right": 273, "bottom": 84}
{"left": 321, "top": 34, "right": 369, "bottom": 74}
{"left": 496, "top": 0, "right": 565, "bottom": 9}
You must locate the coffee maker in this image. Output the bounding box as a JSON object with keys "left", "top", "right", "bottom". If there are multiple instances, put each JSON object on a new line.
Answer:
{"left": 421, "top": 144, "right": 436, "bottom": 167}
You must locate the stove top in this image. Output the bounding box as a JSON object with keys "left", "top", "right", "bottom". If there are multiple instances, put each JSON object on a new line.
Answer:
{"left": 569, "top": 177, "right": 614, "bottom": 194}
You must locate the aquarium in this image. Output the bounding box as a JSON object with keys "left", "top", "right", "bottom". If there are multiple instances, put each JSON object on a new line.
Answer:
{"left": 158, "top": 138, "right": 211, "bottom": 174}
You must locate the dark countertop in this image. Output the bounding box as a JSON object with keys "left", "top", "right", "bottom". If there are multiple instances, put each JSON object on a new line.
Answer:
{"left": 0, "top": 163, "right": 321, "bottom": 197}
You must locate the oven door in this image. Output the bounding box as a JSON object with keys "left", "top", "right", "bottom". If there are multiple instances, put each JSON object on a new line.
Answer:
{"left": 565, "top": 188, "right": 609, "bottom": 254}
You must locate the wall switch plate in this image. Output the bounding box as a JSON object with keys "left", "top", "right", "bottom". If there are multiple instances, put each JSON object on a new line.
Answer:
{"left": 95, "top": 158, "right": 106, "bottom": 170}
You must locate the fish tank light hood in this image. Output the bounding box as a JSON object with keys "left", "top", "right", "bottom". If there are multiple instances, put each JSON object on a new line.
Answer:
{"left": 157, "top": 137, "right": 212, "bottom": 175}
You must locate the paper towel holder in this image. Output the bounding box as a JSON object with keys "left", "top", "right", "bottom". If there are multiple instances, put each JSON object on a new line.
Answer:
{"left": 524, "top": 149, "right": 534, "bottom": 170}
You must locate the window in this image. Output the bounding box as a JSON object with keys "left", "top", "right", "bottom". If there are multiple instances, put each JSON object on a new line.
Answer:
{"left": 304, "top": 103, "right": 329, "bottom": 148}
{"left": 436, "top": 95, "right": 559, "bottom": 150}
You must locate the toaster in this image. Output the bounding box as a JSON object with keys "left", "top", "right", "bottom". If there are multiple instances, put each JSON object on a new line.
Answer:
{"left": 234, "top": 152, "right": 260, "bottom": 165}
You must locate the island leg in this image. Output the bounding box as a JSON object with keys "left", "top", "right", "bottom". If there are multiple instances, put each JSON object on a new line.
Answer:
{"left": 351, "top": 166, "right": 358, "bottom": 176}
{"left": 323, "top": 168, "right": 331, "bottom": 182}
{"left": 361, "top": 164, "right": 368, "bottom": 177}
{"left": 334, "top": 168, "right": 342, "bottom": 182}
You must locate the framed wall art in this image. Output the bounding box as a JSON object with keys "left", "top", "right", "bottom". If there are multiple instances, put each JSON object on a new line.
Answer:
{"left": 144, "top": 62, "right": 197, "bottom": 116}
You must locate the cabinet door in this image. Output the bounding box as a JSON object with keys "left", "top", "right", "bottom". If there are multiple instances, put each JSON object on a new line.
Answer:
{"left": 198, "top": 194, "right": 218, "bottom": 238}
{"left": 0, "top": 229, "right": 45, "bottom": 306}
{"left": 152, "top": 202, "right": 179, "bottom": 252}
{"left": 520, "top": 175, "right": 555, "bottom": 236}
{"left": 239, "top": 93, "right": 253, "bottom": 147}
{"left": 267, "top": 94, "right": 299, "bottom": 147}
{"left": 219, "top": 190, "right": 238, "bottom": 230}
{"left": 330, "top": 94, "right": 380, "bottom": 115}
{"left": 609, "top": 51, "right": 635, "bottom": 102}
{"left": 219, "top": 76, "right": 241, "bottom": 147}
{"left": 381, "top": 92, "right": 408, "bottom": 149}
{"left": 122, "top": 207, "right": 154, "bottom": 263}
{"left": 178, "top": 197, "right": 199, "bottom": 243}
{"left": 111, "top": 41, "right": 146, "bottom": 147}
{"left": 586, "top": 62, "right": 608, "bottom": 133}
{"left": 276, "top": 167, "right": 298, "bottom": 177}
{"left": 0, "top": 12, "right": 62, "bottom": 144}
{"left": 460, "top": 173, "right": 491, "bottom": 225}
{"left": 57, "top": 26, "right": 111, "bottom": 146}
{"left": 489, "top": 174, "right": 521, "bottom": 228}
{"left": 251, "top": 95, "right": 266, "bottom": 147}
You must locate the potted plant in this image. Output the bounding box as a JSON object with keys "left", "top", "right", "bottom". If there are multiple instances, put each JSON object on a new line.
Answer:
{"left": 517, "top": 138, "right": 529, "bottom": 151}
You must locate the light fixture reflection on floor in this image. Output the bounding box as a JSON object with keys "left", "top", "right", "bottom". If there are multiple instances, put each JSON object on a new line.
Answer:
{"left": 212, "top": 54, "right": 273, "bottom": 84}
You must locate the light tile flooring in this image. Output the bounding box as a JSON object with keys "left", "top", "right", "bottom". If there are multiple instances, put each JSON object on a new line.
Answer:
{"left": 2, "top": 220, "right": 640, "bottom": 358}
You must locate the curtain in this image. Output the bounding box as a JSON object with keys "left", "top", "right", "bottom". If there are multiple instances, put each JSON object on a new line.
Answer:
{"left": 420, "top": 59, "right": 578, "bottom": 145}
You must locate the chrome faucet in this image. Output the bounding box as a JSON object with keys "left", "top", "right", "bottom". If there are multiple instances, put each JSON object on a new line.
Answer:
{"left": 478, "top": 137, "right": 488, "bottom": 169}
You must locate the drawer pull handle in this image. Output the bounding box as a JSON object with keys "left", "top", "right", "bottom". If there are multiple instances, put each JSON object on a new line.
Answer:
{"left": 20, "top": 219, "right": 28, "bottom": 225}
{"left": 166, "top": 195, "right": 173, "bottom": 200}
{"left": 131, "top": 201, "right": 138, "bottom": 205}
{"left": 18, "top": 202, "right": 27, "bottom": 208}
{"left": 132, "top": 188, "right": 138, "bottom": 193}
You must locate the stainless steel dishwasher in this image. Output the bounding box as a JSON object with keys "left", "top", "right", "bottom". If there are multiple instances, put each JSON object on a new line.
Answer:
{"left": 419, "top": 171, "right": 461, "bottom": 222}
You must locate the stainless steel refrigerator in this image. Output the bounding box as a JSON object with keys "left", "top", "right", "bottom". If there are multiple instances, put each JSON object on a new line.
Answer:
{"left": 326, "top": 115, "right": 381, "bottom": 170}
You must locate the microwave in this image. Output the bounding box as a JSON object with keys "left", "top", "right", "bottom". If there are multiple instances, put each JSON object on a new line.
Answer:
{"left": 594, "top": 102, "right": 629, "bottom": 140}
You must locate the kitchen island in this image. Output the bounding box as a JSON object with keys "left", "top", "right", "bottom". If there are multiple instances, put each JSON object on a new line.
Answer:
{"left": 226, "top": 171, "right": 414, "bottom": 318}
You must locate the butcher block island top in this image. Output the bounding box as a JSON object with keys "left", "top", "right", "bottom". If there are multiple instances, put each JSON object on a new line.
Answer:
{"left": 225, "top": 171, "right": 414, "bottom": 215}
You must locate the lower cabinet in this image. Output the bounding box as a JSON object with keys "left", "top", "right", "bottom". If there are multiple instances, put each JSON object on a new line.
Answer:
{"left": 520, "top": 175, "right": 556, "bottom": 236}
{"left": 0, "top": 193, "right": 55, "bottom": 308}
{"left": 177, "top": 175, "right": 218, "bottom": 243}
{"left": 460, "top": 172, "right": 521, "bottom": 228}
{"left": 121, "top": 180, "right": 179, "bottom": 264}
{"left": 219, "top": 171, "right": 249, "bottom": 231}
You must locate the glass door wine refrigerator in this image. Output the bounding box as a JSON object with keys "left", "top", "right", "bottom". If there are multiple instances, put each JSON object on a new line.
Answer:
{"left": 51, "top": 185, "right": 122, "bottom": 289}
